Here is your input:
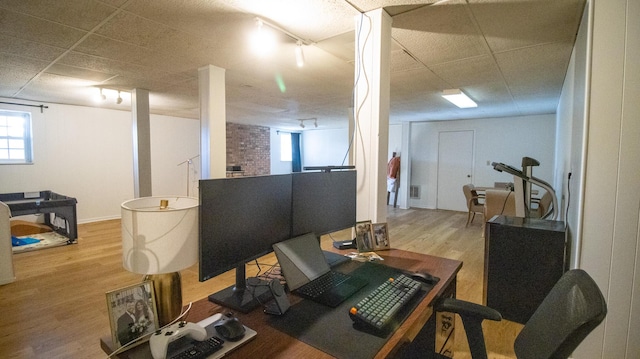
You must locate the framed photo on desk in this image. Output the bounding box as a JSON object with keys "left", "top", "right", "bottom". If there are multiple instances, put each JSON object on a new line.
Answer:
{"left": 106, "top": 281, "right": 158, "bottom": 349}
{"left": 355, "top": 220, "right": 374, "bottom": 252}
{"left": 372, "top": 222, "right": 390, "bottom": 250}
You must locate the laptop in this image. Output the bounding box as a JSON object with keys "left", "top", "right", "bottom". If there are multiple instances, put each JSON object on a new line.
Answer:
{"left": 273, "top": 233, "right": 367, "bottom": 307}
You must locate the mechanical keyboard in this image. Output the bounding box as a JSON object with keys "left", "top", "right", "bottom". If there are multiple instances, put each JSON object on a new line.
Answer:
{"left": 297, "top": 271, "right": 350, "bottom": 298}
{"left": 169, "top": 336, "right": 224, "bottom": 359}
{"left": 348, "top": 274, "right": 422, "bottom": 330}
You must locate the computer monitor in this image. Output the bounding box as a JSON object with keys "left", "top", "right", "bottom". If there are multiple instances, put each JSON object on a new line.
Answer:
{"left": 291, "top": 170, "right": 357, "bottom": 238}
{"left": 199, "top": 174, "right": 292, "bottom": 313}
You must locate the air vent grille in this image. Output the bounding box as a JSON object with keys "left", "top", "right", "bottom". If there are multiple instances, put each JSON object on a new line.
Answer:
{"left": 410, "top": 185, "right": 420, "bottom": 199}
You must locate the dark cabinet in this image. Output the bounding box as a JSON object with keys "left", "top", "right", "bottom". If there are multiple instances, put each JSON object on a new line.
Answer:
{"left": 484, "top": 215, "right": 568, "bottom": 324}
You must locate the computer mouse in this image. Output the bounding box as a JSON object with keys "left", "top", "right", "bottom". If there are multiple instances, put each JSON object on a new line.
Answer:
{"left": 214, "top": 317, "right": 246, "bottom": 341}
{"left": 409, "top": 271, "right": 440, "bottom": 285}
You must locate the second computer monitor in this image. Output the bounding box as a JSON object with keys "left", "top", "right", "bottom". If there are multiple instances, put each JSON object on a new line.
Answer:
{"left": 291, "top": 170, "right": 357, "bottom": 237}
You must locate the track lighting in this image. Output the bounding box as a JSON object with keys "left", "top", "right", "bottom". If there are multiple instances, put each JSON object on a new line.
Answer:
{"left": 251, "top": 17, "right": 310, "bottom": 67}
{"left": 298, "top": 118, "right": 317, "bottom": 129}
{"left": 116, "top": 91, "right": 123, "bottom": 104}
{"left": 251, "top": 18, "right": 276, "bottom": 57}
{"left": 100, "top": 88, "right": 106, "bottom": 101}
{"left": 295, "top": 41, "right": 305, "bottom": 67}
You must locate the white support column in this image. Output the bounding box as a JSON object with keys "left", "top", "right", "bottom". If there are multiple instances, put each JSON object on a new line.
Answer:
{"left": 131, "top": 88, "right": 152, "bottom": 198}
{"left": 399, "top": 122, "right": 411, "bottom": 209}
{"left": 199, "top": 65, "right": 227, "bottom": 180}
{"left": 353, "top": 9, "right": 392, "bottom": 223}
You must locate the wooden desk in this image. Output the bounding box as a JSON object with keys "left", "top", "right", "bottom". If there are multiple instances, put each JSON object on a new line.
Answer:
{"left": 101, "top": 249, "right": 462, "bottom": 358}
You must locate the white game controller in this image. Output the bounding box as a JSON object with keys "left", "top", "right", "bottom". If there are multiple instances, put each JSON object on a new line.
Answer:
{"left": 149, "top": 321, "right": 207, "bottom": 359}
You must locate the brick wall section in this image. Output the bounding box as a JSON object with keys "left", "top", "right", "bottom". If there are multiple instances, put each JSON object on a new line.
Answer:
{"left": 226, "top": 122, "right": 270, "bottom": 176}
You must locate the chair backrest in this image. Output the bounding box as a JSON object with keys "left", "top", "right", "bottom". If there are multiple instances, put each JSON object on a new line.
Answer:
{"left": 462, "top": 184, "right": 478, "bottom": 207}
{"left": 537, "top": 191, "right": 554, "bottom": 219}
{"left": 514, "top": 269, "right": 607, "bottom": 359}
{"left": 484, "top": 190, "right": 516, "bottom": 220}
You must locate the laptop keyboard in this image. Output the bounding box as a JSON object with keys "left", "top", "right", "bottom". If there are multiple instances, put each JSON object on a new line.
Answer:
{"left": 297, "top": 271, "right": 350, "bottom": 298}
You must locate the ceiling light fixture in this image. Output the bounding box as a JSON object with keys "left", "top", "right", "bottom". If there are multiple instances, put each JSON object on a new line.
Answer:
{"left": 442, "top": 89, "right": 477, "bottom": 108}
{"left": 251, "top": 18, "right": 276, "bottom": 57}
{"left": 116, "top": 91, "right": 123, "bottom": 104}
{"left": 298, "top": 118, "right": 317, "bottom": 129}
{"left": 100, "top": 88, "right": 106, "bottom": 101}
{"left": 295, "top": 41, "right": 305, "bottom": 67}
{"left": 252, "top": 17, "right": 312, "bottom": 67}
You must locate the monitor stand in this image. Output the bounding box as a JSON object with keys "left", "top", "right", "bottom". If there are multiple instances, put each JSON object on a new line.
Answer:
{"left": 207, "top": 264, "right": 272, "bottom": 313}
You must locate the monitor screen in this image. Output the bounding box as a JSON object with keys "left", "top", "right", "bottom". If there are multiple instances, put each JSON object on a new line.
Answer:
{"left": 291, "top": 170, "right": 357, "bottom": 237}
{"left": 199, "top": 174, "right": 292, "bottom": 312}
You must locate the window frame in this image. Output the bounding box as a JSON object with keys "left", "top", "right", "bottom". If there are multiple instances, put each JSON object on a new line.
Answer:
{"left": 0, "top": 109, "right": 33, "bottom": 164}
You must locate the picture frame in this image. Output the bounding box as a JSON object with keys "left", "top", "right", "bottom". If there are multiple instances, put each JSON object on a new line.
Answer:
{"left": 372, "top": 222, "right": 390, "bottom": 250}
{"left": 355, "top": 220, "right": 374, "bottom": 252}
{"left": 106, "top": 280, "right": 159, "bottom": 349}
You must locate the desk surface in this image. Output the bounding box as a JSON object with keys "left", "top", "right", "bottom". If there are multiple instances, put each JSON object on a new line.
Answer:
{"left": 101, "top": 248, "right": 462, "bottom": 359}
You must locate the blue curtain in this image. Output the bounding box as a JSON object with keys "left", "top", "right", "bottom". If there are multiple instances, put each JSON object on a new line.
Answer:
{"left": 291, "top": 133, "right": 301, "bottom": 172}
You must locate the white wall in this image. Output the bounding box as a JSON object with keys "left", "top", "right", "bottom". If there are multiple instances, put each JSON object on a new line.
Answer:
{"left": 556, "top": 4, "right": 589, "bottom": 268}
{"left": 408, "top": 114, "right": 556, "bottom": 209}
{"left": 301, "top": 128, "right": 350, "bottom": 167}
{"left": 0, "top": 99, "right": 200, "bottom": 223}
{"left": 572, "top": 0, "right": 640, "bottom": 357}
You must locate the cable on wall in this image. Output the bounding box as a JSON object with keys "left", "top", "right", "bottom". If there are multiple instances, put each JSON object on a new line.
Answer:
{"left": 341, "top": 12, "right": 371, "bottom": 168}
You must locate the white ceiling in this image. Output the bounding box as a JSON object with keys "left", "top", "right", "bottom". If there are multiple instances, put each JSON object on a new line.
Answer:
{"left": 0, "top": 0, "right": 585, "bottom": 132}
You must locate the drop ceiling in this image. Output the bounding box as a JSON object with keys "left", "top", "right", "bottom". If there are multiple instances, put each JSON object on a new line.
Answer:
{"left": 0, "top": 0, "right": 585, "bottom": 131}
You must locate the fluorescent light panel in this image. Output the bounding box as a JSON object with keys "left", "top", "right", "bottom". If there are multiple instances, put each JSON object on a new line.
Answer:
{"left": 442, "top": 89, "right": 477, "bottom": 108}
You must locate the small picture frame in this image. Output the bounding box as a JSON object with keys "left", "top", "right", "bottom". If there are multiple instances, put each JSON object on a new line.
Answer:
{"left": 355, "top": 220, "right": 374, "bottom": 252}
{"left": 106, "top": 281, "right": 158, "bottom": 349}
{"left": 372, "top": 222, "right": 390, "bottom": 250}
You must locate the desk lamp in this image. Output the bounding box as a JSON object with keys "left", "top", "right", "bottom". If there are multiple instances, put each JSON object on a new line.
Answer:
{"left": 121, "top": 196, "right": 198, "bottom": 326}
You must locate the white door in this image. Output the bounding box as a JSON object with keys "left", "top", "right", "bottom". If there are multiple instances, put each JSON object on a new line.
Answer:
{"left": 437, "top": 130, "right": 474, "bottom": 212}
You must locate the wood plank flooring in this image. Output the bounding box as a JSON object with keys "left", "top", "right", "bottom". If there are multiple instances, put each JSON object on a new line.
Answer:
{"left": 0, "top": 208, "right": 522, "bottom": 359}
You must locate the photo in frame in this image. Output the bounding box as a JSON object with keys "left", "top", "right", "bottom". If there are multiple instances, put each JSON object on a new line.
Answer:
{"left": 372, "top": 222, "right": 390, "bottom": 250}
{"left": 106, "top": 281, "right": 158, "bottom": 349}
{"left": 355, "top": 220, "right": 374, "bottom": 252}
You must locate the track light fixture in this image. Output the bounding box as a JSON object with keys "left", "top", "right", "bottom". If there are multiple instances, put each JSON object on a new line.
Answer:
{"left": 252, "top": 17, "right": 311, "bottom": 68}
{"left": 295, "top": 41, "right": 305, "bottom": 67}
{"left": 93, "top": 87, "right": 129, "bottom": 104}
{"left": 298, "top": 118, "right": 317, "bottom": 129}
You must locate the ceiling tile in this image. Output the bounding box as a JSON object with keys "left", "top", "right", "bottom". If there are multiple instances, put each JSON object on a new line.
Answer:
{"left": 469, "top": 0, "right": 586, "bottom": 53}
{"left": 391, "top": 1, "right": 487, "bottom": 66}
{"left": 0, "top": 34, "right": 65, "bottom": 62}
{"left": 0, "top": 0, "right": 118, "bottom": 31}
{"left": 430, "top": 55, "right": 503, "bottom": 88}
{"left": 0, "top": 8, "right": 87, "bottom": 48}
{"left": 45, "top": 63, "right": 116, "bottom": 83}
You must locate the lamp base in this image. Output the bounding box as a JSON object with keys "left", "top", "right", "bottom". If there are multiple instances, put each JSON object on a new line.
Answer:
{"left": 144, "top": 272, "right": 183, "bottom": 327}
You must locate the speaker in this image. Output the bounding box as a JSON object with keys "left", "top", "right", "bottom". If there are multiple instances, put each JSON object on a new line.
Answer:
{"left": 264, "top": 279, "right": 290, "bottom": 315}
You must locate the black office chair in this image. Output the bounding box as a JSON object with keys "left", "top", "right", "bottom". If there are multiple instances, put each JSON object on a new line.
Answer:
{"left": 431, "top": 269, "right": 607, "bottom": 359}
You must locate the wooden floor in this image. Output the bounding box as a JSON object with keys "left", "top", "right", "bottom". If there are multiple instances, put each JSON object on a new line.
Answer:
{"left": 0, "top": 208, "right": 522, "bottom": 359}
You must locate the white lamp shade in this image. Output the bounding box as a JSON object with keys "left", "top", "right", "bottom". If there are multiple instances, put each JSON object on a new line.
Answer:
{"left": 121, "top": 196, "right": 198, "bottom": 274}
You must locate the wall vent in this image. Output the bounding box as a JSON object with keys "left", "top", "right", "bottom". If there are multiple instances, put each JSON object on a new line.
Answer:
{"left": 410, "top": 185, "right": 420, "bottom": 199}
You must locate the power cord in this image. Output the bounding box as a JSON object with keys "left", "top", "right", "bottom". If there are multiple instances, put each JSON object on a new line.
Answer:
{"left": 499, "top": 191, "right": 512, "bottom": 215}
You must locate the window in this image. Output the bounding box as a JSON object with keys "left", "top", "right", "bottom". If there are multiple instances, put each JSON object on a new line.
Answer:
{"left": 0, "top": 110, "right": 33, "bottom": 164}
{"left": 280, "top": 132, "right": 292, "bottom": 161}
